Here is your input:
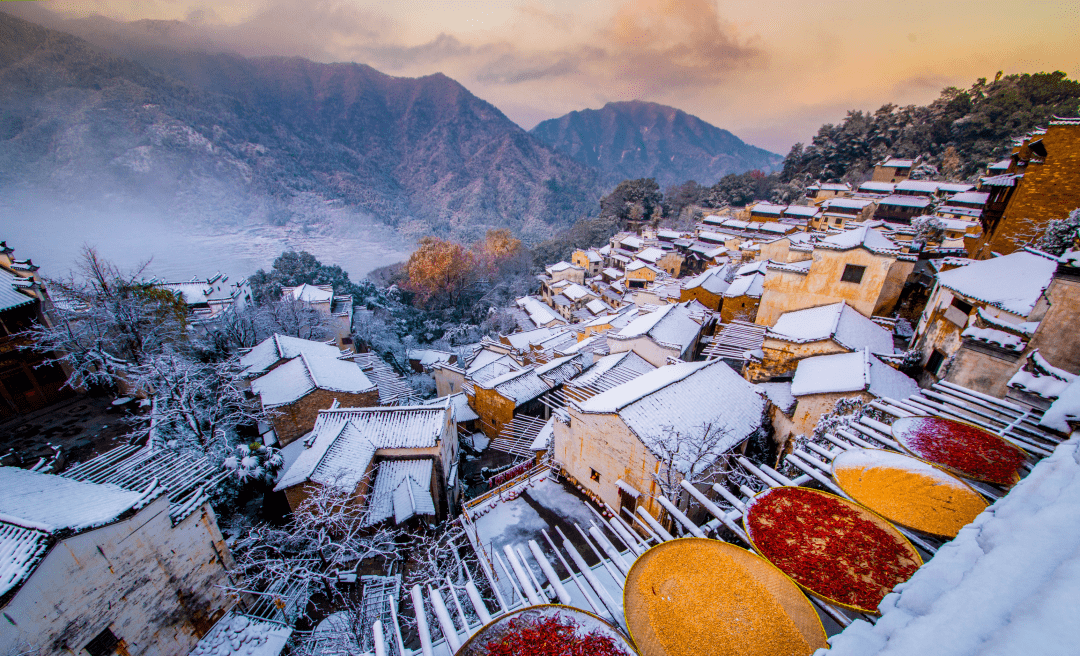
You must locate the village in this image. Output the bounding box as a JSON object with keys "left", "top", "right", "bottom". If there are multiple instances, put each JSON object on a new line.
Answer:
{"left": 2, "top": 118, "right": 1080, "bottom": 656}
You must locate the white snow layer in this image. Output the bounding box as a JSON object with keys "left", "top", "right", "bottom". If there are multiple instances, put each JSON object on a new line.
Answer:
{"left": 769, "top": 302, "right": 893, "bottom": 354}
{"left": 0, "top": 467, "right": 145, "bottom": 533}
{"left": 240, "top": 333, "right": 342, "bottom": 377}
{"left": 791, "top": 349, "right": 918, "bottom": 400}
{"left": 936, "top": 249, "right": 1057, "bottom": 317}
{"left": 1042, "top": 377, "right": 1080, "bottom": 433}
{"left": 578, "top": 360, "right": 765, "bottom": 475}
{"left": 820, "top": 434, "right": 1080, "bottom": 656}
{"left": 252, "top": 353, "right": 374, "bottom": 407}
{"left": 189, "top": 612, "right": 292, "bottom": 656}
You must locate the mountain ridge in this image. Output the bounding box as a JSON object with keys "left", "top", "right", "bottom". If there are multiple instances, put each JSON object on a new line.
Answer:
{"left": 0, "top": 10, "right": 601, "bottom": 244}
{"left": 530, "top": 100, "right": 781, "bottom": 188}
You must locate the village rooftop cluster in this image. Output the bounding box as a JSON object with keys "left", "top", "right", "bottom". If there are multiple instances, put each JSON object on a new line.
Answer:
{"left": 2, "top": 119, "right": 1080, "bottom": 655}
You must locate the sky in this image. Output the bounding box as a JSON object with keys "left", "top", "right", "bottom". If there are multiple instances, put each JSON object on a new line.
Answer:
{"left": 20, "top": 0, "right": 1080, "bottom": 153}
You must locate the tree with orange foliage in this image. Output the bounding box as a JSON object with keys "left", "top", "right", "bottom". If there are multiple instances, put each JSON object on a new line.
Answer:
{"left": 405, "top": 236, "right": 476, "bottom": 307}
{"left": 474, "top": 229, "right": 524, "bottom": 274}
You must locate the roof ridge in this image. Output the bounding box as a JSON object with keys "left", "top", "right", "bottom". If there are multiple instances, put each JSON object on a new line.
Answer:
{"left": 830, "top": 301, "right": 847, "bottom": 337}
{"left": 299, "top": 352, "right": 319, "bottom": 389}
{"left": 583, "top": 360, "right": 712, "bottom": 413}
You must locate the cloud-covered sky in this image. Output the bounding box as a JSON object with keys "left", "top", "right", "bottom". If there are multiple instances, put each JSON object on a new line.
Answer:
{"left": 23, "top": 0, "right": 1080, "bottom": 153}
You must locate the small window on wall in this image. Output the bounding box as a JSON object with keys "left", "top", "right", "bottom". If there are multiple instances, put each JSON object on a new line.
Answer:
{"left": 84, "top": 628, "right": 121, "bottom": 656}
{"left": 951, "top": 297, "right": 974, "bottom": 316}
{"left": 590, "top": 468, "right": 601, "bottom": 483}
{"left": 926, "top": 349, "right": 946, "bottom": 375}
{"left": 841, "top": 264, "right": 866, "bottom": 284}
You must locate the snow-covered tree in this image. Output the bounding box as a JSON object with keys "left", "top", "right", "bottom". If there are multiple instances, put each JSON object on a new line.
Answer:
{"left": 24, "top": 248, "right": 273, "bottom": 469}
{"left": 1034, "top": 208, "right": 1080, "bottom": 256}
{"left": 226, "top": 478, "right": 404, "bottom": 608}
{"left": 24, "top": 247, "right": 188, "bottom": 391}
{"left": 911, "top": 215, "right": 946, "bottom": 249}
{"left": 779, "top": 397, "right": 878, "bottom": 477}
{"left": 648, "top": 421, "right": 764, "bottom": 506}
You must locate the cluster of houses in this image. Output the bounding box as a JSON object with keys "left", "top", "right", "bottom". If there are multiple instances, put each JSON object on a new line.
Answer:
{"left": 3, "top": 118, "right": 1080, "bottom": 656}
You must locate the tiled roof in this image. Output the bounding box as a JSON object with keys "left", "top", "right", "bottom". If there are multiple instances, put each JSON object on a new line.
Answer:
{"left": 274, "top": 404, "right": 449, "bottom": 491}
{"left": 251, "top": 353, "right": 375, "bottom": 408}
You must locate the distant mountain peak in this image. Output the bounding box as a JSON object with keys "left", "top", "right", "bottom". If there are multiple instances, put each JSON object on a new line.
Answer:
{"left": 530, "top": 101, "right": 780, "bottom": 188}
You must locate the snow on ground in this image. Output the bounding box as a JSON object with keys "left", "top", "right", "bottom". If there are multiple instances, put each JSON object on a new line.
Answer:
{"left": 471, "top": 477, "right": 629, "bottom": 602}
{"left": 820, "top": 434, "right": 1080, "bottom": 656}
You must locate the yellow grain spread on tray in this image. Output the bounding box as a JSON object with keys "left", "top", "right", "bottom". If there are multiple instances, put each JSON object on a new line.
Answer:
{"left": 624, "top": 539, "right": 826, "bottom": 656}
{"left": 832, "top": 448, "right": 988, "bottom": 538}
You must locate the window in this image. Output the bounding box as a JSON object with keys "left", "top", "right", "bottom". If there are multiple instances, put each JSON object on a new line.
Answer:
{"left": 951, "top": 297, "right": 974, "bottom": 316}
{"left": 590, "top": 468, "right": 601, "bottom": 483}
{"left": 926, "top": 350, "right": 946, "bottom": 375}
{"left": 85, "top": 628, "right": 120, "bottom": 656}
{"left": 841, "top": 264, "right": 866, "bottom": 284}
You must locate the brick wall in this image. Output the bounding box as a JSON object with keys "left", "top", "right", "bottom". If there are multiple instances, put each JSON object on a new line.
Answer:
{"left": 271, "top": 388, "right": 380, "bottom": 445}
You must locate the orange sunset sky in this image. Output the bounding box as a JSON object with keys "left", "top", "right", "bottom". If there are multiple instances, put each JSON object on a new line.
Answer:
{"left": 15, "top": 0, "right": 1080, "bottom": 153}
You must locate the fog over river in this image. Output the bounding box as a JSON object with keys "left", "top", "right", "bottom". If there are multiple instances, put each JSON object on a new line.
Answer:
{"left": 4, "top": 192, "right": 412, "bottom": 283}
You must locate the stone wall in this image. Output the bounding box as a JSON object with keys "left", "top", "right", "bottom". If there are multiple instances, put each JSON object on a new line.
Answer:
{"left": 0, "top": 498, "right": 232, "bottom": 656}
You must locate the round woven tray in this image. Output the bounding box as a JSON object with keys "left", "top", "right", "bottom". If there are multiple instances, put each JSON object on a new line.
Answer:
{"left": 455, "top": 604, "right": 637, "bottom": 656}
{"left": 743, "top": 486, "right": 922, "bottom": 614}
{"left": 832, "top": 447, "right": 988, "bottom": 538}
{"left": 623, "top": 538, "right": 827, "bottom": 656}
{"left": 891, "top": 415, "right": 1025, "bottom": 485}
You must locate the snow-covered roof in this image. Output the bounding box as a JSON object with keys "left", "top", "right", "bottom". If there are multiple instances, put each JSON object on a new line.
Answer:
{"left": 586, "top": 298, "right": 611, "bottom": 315}
{"left": 530, "top": 418, "right": 555, "bottom": 451}
{"left": 516, "top": 296, "right": 564, "bottom": 326}
{"left": 423, "top": 392, "right": 479, "bottom": 423}
{"left": 408, "top": 349, "right": 454, "bottom": 366}
{"left": 878, "top": 194, "right": 933, "bottom": 208}
{"left": 724, "top": 272, "right": 764, "bottom": 298}
{"left": 612, "top": 303, "right": 702, "bottom": 352}
{"left": 0, "top": 268, "right": 36, "bottom": 313}
{"left": 657, "top": 230, "right": 683, "bottom": 239}
{"left": 768, "top": 302, "right": 893, "bottom": 353}
{"left": 467, "top": 348, "right": 516, "bottom": 375}
{"left": 585, "top": 250, "right": 603, "bottom": 262}
{"left": 767, "top": 258, "right": 813, "bottom": 275}
{"left": 683, "top": 267, "right": 729, "bottom": 296}
{"left": 0, "top": 467, "right": 148, "bottom": 535}
{"left": 502, "top": 327, "right": 564, "bottom": 350}
{"left": 189, "top": 613, "right": 291, "bottom": 656}
{"left": 470, "top": 356, "right": 524, "bottom": 386}
{"left": 284, "top": 283, "right": 334, "bottom": 303}
{"left": 240, "top": 334, "right": 343, "bottom": 377}
{"left": 756, "top": 382, "right": 797, "bottom": 414}
{"left": 750, "top": 202, "right": 785, "bottom": 215}
{"left": 366, "top": 459, "right": 435, "bottom": 525}
{"left": 274, "top": 404, "right": 450, "bottom": 492}
{"left": 536, "top": 354, "right": 589, "bottom": 386}
{"left": 894, "top": 180, "right": 941, "bottom": 194}
{"left": 790, "top": 349, "right": 918, "bottom": 399}
{"left": 602, "top": 267, "right": 623, "bottom": 279}
{"left": 561, "top": 283, "right": 593, "bottom": 302}
{"left": 823, "top": 434, "right": 1080, "bottom": 656}
{"left": 626, "top": 259, "right": 662, "bottom": 274}
{"left": 858, "top": 182, "right": 896, "bottom": 193}
{"left": 478, "top": 367, "right": 550, "bottom": 406}
{"left": 636, "top": 247, "right": 666, "bottom": 263}
{"left": 252, "top": 354, "right": 375, "bottom": 408}
{"left": 782, "top": 205, "right": 821, "bottom": 218}
{"left": 1042, "top": 377, "right": 1080, "bottom": 433}
{"left": 572, "top": 351, "right": 656, "bottom": 388}
{"left": 576, "top": 361, "right": 765, "bottom": 475}
{"left": 823, "top": 198, "right": 875, "bottom": 210}
{"left": 879, "top": 157, "right": 914, "bottom": 167}
{"left": 546, "top": 261, "right": 583, "bottom": 274}
{"left": 817, "top": 225, "right": 900, "bottom": 254}
{"left": 946, "top": 191, "right": 989, "bottom": 204}
{"left": 620, "top": 235, "right": 643, "bottom": 250}
{"left": 936, "top": 249, "right": 1058, "bottom": 317}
